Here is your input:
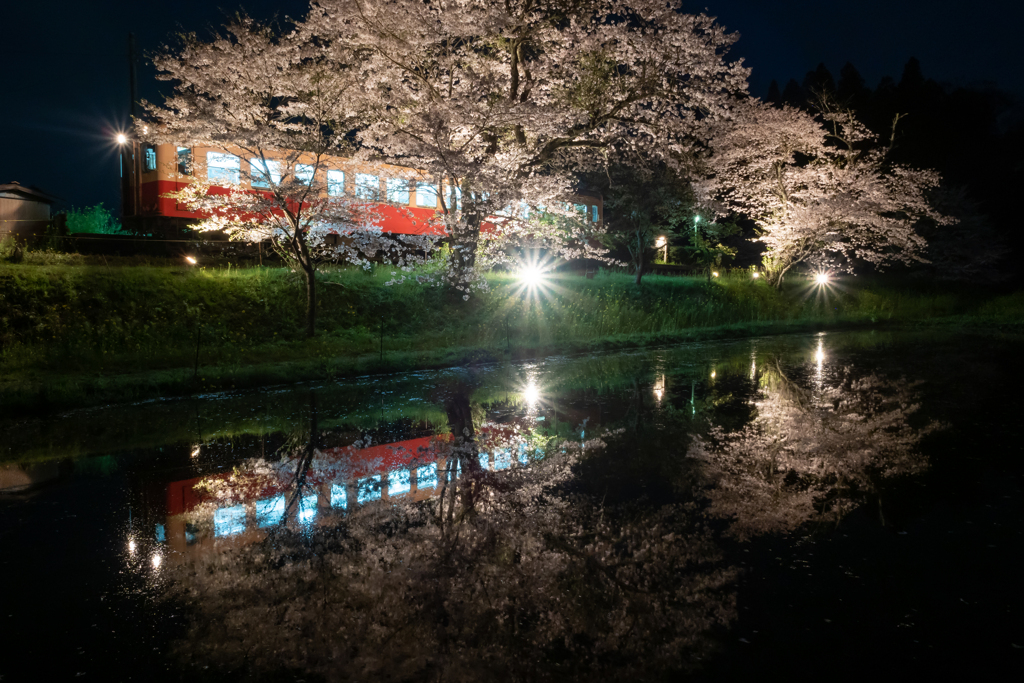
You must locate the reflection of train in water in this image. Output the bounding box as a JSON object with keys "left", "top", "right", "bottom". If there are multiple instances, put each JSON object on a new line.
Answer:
{"left": 157, "top": 426, "right": 544, "bottom": 562}
{"left": 119, "top": 142, "right": 604, "bottom": 238}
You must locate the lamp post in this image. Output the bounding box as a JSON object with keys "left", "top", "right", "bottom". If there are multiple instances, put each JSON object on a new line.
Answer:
{"left": 116, "top": 132, "right": 140, "bottom": 225}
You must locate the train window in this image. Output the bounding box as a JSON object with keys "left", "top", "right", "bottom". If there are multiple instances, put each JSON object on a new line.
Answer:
{"left": 388, "top": 469, "right": 411, "bottom": 496}
{"left": 386, "top": 178, "right": 410, "bottom": 204}
{"left": 327, "top": 170, "right": 345, "bottom": 196}
{"left": 207, "top": 152, "right": 240, "bottom": 185}
{"left": 295, "top": 164, "right": 315, "bottom": 185}
{"left": 355, "top": 173, "right": 380, "bottom": 200}
{"left": 415, "top": 182, "right": 438, "bottom": 208}
{"left": 443, "top": 184, "right": 461, "bottom": 211}
{"left": 416, "top": 463, "right": 438, "bottom": 490}
{"left": 298, "top": 494, "right": 317, "bottom": 524}
{"left": 250, "top": 158, "right": 281, "bottom": 189}
{"left": 214, "top": 504, "right": 246, "bottom": 537}
{"left": 357, "top": 475, "right": 382, "bottom": 504}
{"left": 144, "top": 145, "right": 157, "bottom": 172}
{"left": 592, "top": 205, "right": 599, "bottom": 222}
{"left": 176, "top": 147, "right": 192, "bottom": 175}
{"left": 256, "top": 495, "right": 285, "bottom": 528}
{"left": 330, "top": 484, "right": 347, "bottom": 509}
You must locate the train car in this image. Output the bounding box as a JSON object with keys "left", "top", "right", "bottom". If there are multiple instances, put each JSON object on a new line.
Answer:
{"left": 120, "top": 142, "right": 603, "bottom": 240}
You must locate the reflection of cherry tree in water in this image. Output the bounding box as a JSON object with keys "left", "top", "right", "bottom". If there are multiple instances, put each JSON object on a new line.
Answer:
{"left": 687, "top": 362, "right": 942, "bottom": 540}
{"left": 167, "top": 389, "right": 737, "bottom": 681}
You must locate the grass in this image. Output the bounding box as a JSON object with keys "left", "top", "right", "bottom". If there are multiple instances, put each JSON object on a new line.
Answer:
{"left": 1, "top": 260, "right": 1022, "bottom": 414}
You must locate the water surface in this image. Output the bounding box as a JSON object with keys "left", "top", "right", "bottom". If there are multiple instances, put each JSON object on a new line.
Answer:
{"left": 2, "top": 330, "right": 1022, "bottom": 680}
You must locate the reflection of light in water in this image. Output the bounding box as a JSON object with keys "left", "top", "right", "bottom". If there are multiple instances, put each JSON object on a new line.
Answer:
{"left": 815, "top": 338, "right": 825, "bottom": 377}
{"left": 214, "top": 504, "right": 247, "bottom": 537}
{"left": 257, "top": 496, "right": 285, "bottom": 528}
{"left": 357, "top": 475, "right": 382, "bottom": 504}
{"left": 653, "top": 374, "right": 665, "bottom": 402}
{"left": 151, "top": 553, "right": 162, "bottom": 569}
{"left": 494, "top": 449, "right": 512, "bottom": 471}
{"left": 710, "top": 370, "right": 716, "bottom": 379}
{"left": 417, "top": 463, "right": 438, "bottom": 489}
{"left": 388, "top": 470, "right": 411, "bottom": 496}
{"left": 191, "top": 444, "right": 201, "bottom": 458}
{"left": 128, "top": 538, "right": 137, "bottom": 556}
{"left": 331, "top": 484, "right": 347, "bottom": 509}
{"left": 298, "top": 494, "right": 317, "bottom": 523}
{"left": 523, "top": 382, "right": 540, "bottom": 408}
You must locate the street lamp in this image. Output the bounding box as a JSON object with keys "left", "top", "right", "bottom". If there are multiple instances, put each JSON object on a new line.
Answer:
{"left": 519, "top": 264, "right": 545, "bottom": 288}
{"left": 116, "top": 133, "right": 128, "bottom": 145}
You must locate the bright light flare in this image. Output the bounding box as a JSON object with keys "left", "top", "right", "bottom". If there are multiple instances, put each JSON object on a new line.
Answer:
{"left": 752, "top": 272, "right": 760, "bottom": 279}
{"left": 128, "top": 538, "right": 137, "bottom": 556}
{"left": 185, "top": 256, "right": 197, "bottom": 265}
{"left": 191, "top": 445, "right": 201, "bottom": 458}
{"left": 151, "top": 553, "right": 163, "bottom": 569}
{"left": 116, "top": 133, "right": 127, "bottom": 145}
{"left": 653, "top": 375, "right": 665, "bottom": 402}
{"left": 518, "top": 265, "right": 545, "bottom": 288}
{"left": 523, "top": 382, "right": 540, "bottom": 408}
{"left": 815, "top": 272, "right": 830, "bottom": 285}
{"left": 712, "top": 271, "right": 719, "bottom": 278}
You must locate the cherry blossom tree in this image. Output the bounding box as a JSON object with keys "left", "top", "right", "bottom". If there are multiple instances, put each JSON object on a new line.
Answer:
{"left": 142, "top": 18, "right": 436, "bottom": 337}
{"left": 303, "top": 0, "right": 750, "bottom": 290}
{"left": 167, "top": 405, "right": 736, "bottom": 679}
{"left": 687, "top": 361, "right": 941, "bottom": 540}
{"left": 697, "top": 98, "right": 950, "bottom": 286}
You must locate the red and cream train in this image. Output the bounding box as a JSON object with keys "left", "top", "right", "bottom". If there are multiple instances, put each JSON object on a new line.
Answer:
{"left": 119, "top": 142, "right": 603, "bottom": 239}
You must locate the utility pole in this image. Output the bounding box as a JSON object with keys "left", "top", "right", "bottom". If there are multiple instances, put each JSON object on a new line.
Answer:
{"left": 123, "top": 33, "right": 141, "bottom": 229}
{"left": 128, "top": 33, "right": 139, "bottom": 120}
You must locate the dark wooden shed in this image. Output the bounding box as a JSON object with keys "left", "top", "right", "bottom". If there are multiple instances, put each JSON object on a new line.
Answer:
{"left": 0, "top": 182, "right": 58, "bottom": 244}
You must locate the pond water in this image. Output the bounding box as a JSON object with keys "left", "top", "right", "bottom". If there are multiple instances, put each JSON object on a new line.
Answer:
{"left": 2, "top": 330, "right": 1023, "bottom": 681}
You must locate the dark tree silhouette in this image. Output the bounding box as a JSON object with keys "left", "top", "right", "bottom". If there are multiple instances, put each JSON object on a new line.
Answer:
{"left": 802, "top": 62, "right": 836, "bottom": 99}
{"left": 781, "top": 78, "right": 805, "bottom": 107}
{"left": 837, "top": 62, "right": 869, "bottom": 108}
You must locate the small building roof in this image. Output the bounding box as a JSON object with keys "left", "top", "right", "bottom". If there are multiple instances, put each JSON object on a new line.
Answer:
{"left": 0, "top": 181, "right": 60, "bottom": 204}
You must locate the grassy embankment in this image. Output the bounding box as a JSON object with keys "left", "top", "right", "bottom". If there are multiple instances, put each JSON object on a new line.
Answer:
{"left": 2, "top": 258, "right": 1022, "bottom": 413}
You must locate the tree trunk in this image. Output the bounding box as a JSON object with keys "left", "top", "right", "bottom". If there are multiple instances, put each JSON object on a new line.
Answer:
{"left": 304, "top": 265, "right": 316, "bottom": 337}
{"left": 634, "top": 233, "right": 644, "bottom": 286}
{"left": 448, "top": 211, "right": 482, "bottom": 291}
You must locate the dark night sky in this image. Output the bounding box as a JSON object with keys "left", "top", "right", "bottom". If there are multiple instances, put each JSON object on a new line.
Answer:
{"left": 2, "top": 1, "right": 1021, "bottom": 215}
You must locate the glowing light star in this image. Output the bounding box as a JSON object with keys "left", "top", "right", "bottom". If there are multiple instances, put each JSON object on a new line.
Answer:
{"left": 653, "top": 375, "right": 665, "bottom": 402}
{"left": 752, "top": 272, "right": 760, "bottom": 279}
{"left": 151, "top": 553, "right": 163, "bottom": 569}
{"left": 191, "top": 445, "right": 201, "bottom": 458}
{"left": 518, "top": 265, "right": 544, "bottom": 287}
{"left": 815, "top": 272, "right": 829, "bottom": 285}
{"left": 523, "top": 382, "right": 540, "bottom": 408}
{"left": 116, "top": 133, "right": 127, "bottom": 144}
{"left": 128, "top": 538, "right": 136, "bottom": 555}
{"left": 712, "top": 271, "right": 719, "bottom": 278}
{"left": 185, "top": 256, "right": 197, "bottom": 265}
